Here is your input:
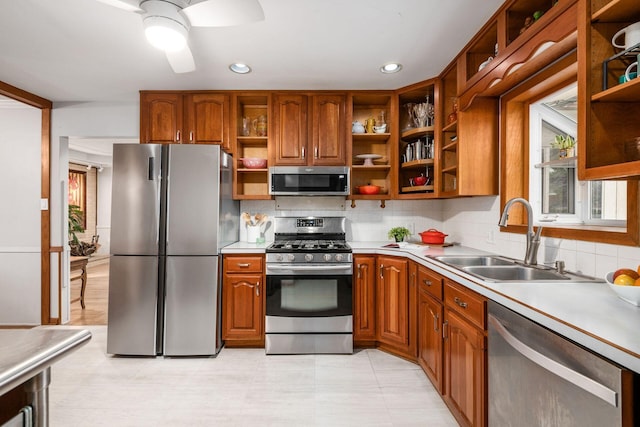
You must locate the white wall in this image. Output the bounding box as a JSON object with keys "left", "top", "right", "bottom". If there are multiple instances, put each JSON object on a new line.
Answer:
{"left": 0, "top": 104, "right": 42, "bottom": 325}
{"left": 240, "top": 199, "right": 445, "bottom": 243}
{"left": 51, "top": 101, "right": 138, "bottom": 323}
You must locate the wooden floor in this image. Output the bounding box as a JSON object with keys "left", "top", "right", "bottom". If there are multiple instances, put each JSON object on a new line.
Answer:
{"left": 69, "top": 258, "right": 109, "bottom": 325}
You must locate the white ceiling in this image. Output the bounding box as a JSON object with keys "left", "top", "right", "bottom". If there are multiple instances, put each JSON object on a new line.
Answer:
{"left": 0, "top": 0, "right": 504, "bottom": 103}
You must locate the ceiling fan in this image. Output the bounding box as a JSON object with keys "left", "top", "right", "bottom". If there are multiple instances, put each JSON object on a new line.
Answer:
{"left": 96, "top": 0, "right": 264, "bottom": 73}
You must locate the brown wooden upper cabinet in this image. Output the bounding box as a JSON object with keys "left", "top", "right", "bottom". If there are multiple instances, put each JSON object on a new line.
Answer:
{"left": 272, "top": 93, "right": 347, "bottom": 166}
{"left": 140, "top": 91, "right": 230, "bottom": 150}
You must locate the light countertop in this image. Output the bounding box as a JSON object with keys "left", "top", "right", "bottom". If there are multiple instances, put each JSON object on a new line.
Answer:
{"left": 222, "top": 240, "right": 640, "bottom": 373}
{"left": 0, "top": 328, "right": 92, "bottom": 396}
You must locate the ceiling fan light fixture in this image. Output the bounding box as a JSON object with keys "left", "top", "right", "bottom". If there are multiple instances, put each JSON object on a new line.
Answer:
{"left": 380, "top": 63, "right": 402, "bottom": 74}
{"left": 229, "top": 63, "right": 251, "bottom": 74}
{"left": 142, "top": 0, "right": 189, "bottom": 52}
{"left": 144, "top": 16, "right": 188, "bottom": 52}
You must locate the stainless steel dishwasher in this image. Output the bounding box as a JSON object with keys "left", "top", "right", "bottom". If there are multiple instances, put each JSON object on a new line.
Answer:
{"left": 488, "top": 301, "right": 638, "bottom": 427}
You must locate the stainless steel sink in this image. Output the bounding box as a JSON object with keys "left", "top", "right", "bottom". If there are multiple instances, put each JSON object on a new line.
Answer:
{"left": 432, "top": 255, "right": 517, "bottom": 267}
{"left": 429, "top": 255, "right": 604, "bottom": 283}
{"left": 463, "top": 265, "right": 569, "bottom": 282}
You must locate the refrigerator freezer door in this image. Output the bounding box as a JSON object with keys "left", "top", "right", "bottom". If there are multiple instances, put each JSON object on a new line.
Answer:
{"left": 107, "top": 256, "right": 159, "bottom": 356}
{"left": 110, "top": 144, "right": 162, "bottom": 256}
{"left": 166, "top": 145, "right": 220, "bottom": 256}
{"left": 164, "top": 256, "right": 221, "bottom": 356}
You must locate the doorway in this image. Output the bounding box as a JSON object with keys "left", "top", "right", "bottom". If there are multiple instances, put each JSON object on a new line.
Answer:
{"left": 66, "top": 137, "right": 136, "bottom": 325}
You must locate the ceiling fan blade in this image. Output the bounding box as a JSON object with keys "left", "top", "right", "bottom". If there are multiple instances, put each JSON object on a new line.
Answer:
{"left": 94, "top": 0, "right": 142, "bottom": 13}
{"left": 165, "top": 46, "right": 196, "bottom": 73}
{"left": 182, "top": 0, "right": 264, "bottom": 27}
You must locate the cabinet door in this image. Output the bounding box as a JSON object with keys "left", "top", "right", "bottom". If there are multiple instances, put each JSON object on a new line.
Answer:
{"left": 273, "top": 94, "right": 308, "bottom": 165}
{"left": 222, "top": 273, "right": 263, "bottom": 342}
{"left": 310, "top": 94, "right": 346, "bottom": 165}
{"left": 140, "top": 92, "right": 183, "bottom": 144}
{"left": 376, "top": 256, "right": 410, "bottom": 348}
{"left": 184, "top": 93, "right": 230, "bottom": 149}
{"left": 444, "top": 308, "right": 486, "bottom": 427}
{"left": 418, "top": 288, "right": 443, "bottom": 393}
{"left": 353, "top": 255, "right": 376, "bottom": 342}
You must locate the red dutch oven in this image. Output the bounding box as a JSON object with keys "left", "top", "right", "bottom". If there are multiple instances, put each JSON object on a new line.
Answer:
{"left": 419, "top": 228, "right": 448, "bottom": 244}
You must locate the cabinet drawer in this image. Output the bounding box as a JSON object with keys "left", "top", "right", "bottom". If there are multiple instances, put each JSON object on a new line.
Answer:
{"left": 444, "top": 280, "right": 486, "bottom": 330}
{"left": 417, "top": 265, "right": 443, "bottom": 300}
{"left": 223, "top": 256, "right": 263, "bottom": 273}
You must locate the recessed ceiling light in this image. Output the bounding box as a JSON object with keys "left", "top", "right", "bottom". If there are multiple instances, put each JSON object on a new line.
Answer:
{"left": 229, "top": 63, "right": 252, "bottom": 74}
{"left": 380, "top": 63, "right": 402, "bottom": 74}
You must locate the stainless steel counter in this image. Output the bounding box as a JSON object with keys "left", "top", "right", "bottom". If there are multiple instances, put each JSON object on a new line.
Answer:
{"left": 0, "top": 328, "right": 92, "bottom": 426}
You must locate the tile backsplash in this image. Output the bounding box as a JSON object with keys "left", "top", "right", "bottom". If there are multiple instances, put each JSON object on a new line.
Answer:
{"left": 242, "top": 196, "right": 640, "bottom": 280}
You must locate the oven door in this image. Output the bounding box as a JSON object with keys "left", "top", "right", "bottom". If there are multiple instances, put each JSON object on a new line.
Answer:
{"left": 266, "top": 264, "right": 352, "bottom": 331}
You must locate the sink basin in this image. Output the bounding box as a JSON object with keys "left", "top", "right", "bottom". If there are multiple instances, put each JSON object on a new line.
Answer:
{"left": 429, "top": 254, "right": 605, "bottom": 283}
{"left": 463, "top": 265, "right": 569, "bottom": 282}
{"left": 432, "top": 255, "right": 517, "bottom": 267}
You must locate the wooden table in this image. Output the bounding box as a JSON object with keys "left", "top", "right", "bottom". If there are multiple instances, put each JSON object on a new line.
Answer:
{"left": 70, "top": 256, "right": 89, "bottom": 309}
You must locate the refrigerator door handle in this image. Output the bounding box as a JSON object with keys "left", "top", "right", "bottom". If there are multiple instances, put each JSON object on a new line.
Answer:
{"left": 148, "top": 157, "right": 154, "bottom": 181}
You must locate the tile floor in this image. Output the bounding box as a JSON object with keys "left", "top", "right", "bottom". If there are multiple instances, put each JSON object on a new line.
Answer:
{"left": 48, "top": 326, "right": 458, "bottom": 426}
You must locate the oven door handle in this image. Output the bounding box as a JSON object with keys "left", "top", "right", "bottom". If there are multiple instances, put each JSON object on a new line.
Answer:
{"left": 488, "top": 315, "right": 618, "bottom": 407}
{"left": 267, "top": 264, "right": 352, "bottom": 272}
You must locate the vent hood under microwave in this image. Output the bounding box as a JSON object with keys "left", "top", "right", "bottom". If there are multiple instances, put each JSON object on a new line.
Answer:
{"left": 269, "top": 166, "right": 350, "bottom": 196}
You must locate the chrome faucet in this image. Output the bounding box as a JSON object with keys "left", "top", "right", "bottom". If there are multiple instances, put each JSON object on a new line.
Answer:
{"left": 498, "top": 197, "right": 542, "bottom": 265}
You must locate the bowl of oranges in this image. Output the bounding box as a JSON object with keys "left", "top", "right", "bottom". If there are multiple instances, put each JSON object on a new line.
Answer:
{"left": 605, "top": 268, "right": 640, "bottom": 306}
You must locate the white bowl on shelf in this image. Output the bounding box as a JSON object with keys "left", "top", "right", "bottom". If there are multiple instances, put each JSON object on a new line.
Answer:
{"left": 605, "top": 272, "right": 640, "bottom": 306}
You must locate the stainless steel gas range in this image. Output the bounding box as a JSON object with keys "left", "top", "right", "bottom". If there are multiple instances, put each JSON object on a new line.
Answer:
{"left": 265, "top": 217, "right": 353, "bottom": 355}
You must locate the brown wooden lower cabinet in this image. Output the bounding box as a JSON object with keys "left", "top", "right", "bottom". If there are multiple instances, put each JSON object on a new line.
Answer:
{"left": 443, "top": 280, "right": 487, "bottom": 427}
{"left": 376, "top": 256, "right": 417, "bottom": 359}
{"left": 418, "top": 283, "right": 444, "bottom": 394}
{"left": 222, "top": 255, "right": 264, "bottom": 347}
{"left": 353, "top": 255, "right": 376, "bottom": 345}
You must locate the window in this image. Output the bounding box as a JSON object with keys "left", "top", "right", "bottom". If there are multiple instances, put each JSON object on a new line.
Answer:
{"left": 499, "top": 53, "right": 639, "bottom": 246}
{"left": 529, "top": 84, "right": 626, "bottom": 228}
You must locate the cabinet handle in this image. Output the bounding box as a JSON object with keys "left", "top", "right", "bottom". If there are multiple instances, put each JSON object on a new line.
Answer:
{"left": 302, "top": 147, "right": 305, "bottom": 159}
{"left": 433, "top": 313, "right": 439, "bottom": 332}
{"left": 189, "top": 131, "right": 194, "bottom": 142}
{"left": 237, "top": 263, "right": 251, "bottom": 268}
{"left": 423, "top": 279, "right": 432, "bottom": 286}
{"left": 379, "top": 264, "right": 384, "bottom": 279}
{"left": 357, "top": 263, "right": 362, "bottom": 279}
{"left": 314, "top": 147, "right": 318, "bottom": 158}
{"left": 443, "top": 320, "right": 448, "bottom": 339}
{"left": 176, "top": 130, "right": 181, "bottom": 142}
{"left": 454, "top": 297, "right": 468, "bottom": 308}
{"left": 256, "top": 281, "right": 260, "bottom": 297}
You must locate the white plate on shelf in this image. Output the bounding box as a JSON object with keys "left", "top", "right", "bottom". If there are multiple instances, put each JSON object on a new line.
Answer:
{"left": 355, "top": 154, "right": 383, "bottom": 166}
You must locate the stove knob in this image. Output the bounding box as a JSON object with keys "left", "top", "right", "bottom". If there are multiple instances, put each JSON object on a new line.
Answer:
{"left": 335, "top": 254, "right": 344, "bottom": 262}
{"left": 323, "top": 254, "right": 332, "bottom": 262}
{"left": 287, "top": 254, "right": 295, "bottom": 262}
{"left": 304, "top": 254, "right": 314, "bottom": 262}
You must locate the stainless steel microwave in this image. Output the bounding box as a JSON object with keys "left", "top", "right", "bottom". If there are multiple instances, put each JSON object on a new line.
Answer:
{"left": 269, "top": 166, "right": 350, "bottom": 196}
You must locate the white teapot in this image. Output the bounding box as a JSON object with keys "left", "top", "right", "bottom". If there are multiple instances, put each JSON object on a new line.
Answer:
{"left": 352, "top": 121, "right": 365, "bottom": 134}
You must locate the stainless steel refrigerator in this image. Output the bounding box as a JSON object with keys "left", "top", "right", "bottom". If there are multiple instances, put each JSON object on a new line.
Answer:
{"left": 107, "top": 143, "right": 238, "bottom": 356}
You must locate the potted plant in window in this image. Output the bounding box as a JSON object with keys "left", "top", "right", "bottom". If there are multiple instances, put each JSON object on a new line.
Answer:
{"left": 552, "top": 134, "right": 576, "bottom": 158}
{"left": 388, "top": 226, "right": 411, "bottom": 242}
